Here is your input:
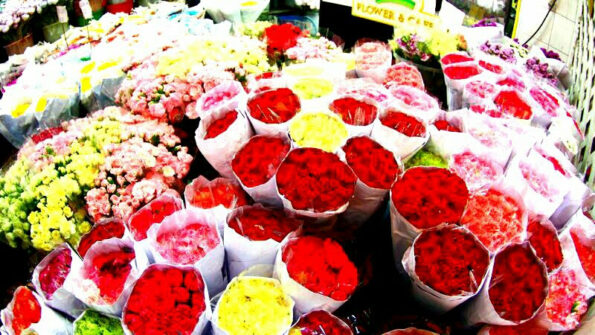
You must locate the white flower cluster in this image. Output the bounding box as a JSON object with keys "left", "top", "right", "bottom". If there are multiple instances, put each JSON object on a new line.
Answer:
{"left": 0, "top": 0, "right": 60, "bottom": 33}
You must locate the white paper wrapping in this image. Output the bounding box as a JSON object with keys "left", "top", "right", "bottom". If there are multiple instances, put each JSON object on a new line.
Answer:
{"left": 73, "top": 238, "right": 148, "bottom": 316}
{"left": 277, "top": 186, "right": 349, "bottom": 222}
{"left": 121, "top": 264, "right": 211, "bottom": 335}
{"left": 196, "top": 108, "right": 253, "bottom": 178}
{"left": 193, "top": 80, "right": 247, "bottom": 119}
{"left": 402, "top": 225, "right": 491, "bottom": 314}
{"left": 371, "top": 116, "right": 429, "bottom": 162}
{"left": 443, "top": 61, "right": 482, "bottom": 111}
{"left": 1, "top": 289, "right": 73, "bottom": 335}
{"left": 559, "top": 211, "right": 595, "bottom": 291}
{"left": 329, "top": 94, "right": 379, "bottom": 139}
{"left": 146, "top": 208, "right": 226, "bottom": 296}
{"left": 273, "top": 248, "right": 346, "bottom": 315}
{"left": 32, "top": 244, "right": 86, "bottom": 318}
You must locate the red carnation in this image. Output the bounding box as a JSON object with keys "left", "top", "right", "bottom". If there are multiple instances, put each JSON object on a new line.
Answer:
{"left": 342, "top": 136, "right": 400, "bottom": 189}
{"left": 83, "top": 245, "right": 136, "bottom": 304}
{"left": 204, "top": 110, "right": 238, "bottom": 139}
{"left": 248, "top": 88, "right": 301, "bottom": 124}
{"left": 231, "top": 136, "right": 290, "bottom": 188}
{"left": 443, "top": 64, "right": 481, "bottom": 80}
{"left": 127, "top": 191, "right": 184, "bottom": 241}
{"left": 433, "top": 120, "right": 461, "bottom": 132}
{"left": 276, "top": 148, "right": 356, "bottom": 213}
{"left": 527, "top": 218, "right": 563, "bottom": 272}
{"left": 441, "top": 53, "right": 474, "bottom": 65}
{"left": 186, "top": 177, "right": 250, "bottom": 209}
{"left": 329, "top": 97, "right": 378, "bottom": 126}
{"left": 38, "top": 246, "right": 72, "bottom": 299}
{"left": 7, "top": 287, "right": 42, "bottom": 335}
{"left": 77, "top": 219, "right": 126, "bottom": 257}
{"left": 228, "top": 206, "right": 301, "bottom": 242}
{"left": 381, "top": 110, "right": 426, "bottom": 138}
{"left": 494, "top": 90, "right": 533, "bottom": 120}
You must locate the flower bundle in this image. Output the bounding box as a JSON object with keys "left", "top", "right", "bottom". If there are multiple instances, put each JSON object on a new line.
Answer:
{"left": 529, "top": 85, "right": 562, "bottom": 125}
{"left": 462, "top": 117, "right": 513, "bottom": 167}
{"left": 289, "top": 310, "right": 353, "bottom": 335}
{"left": 463, "top": 80, "right": 498, "bottom": 106}
{"left": 76, "top": 238, "right": 144, "bottom": 315}
{"left": 1, "top": 286, "right": 71, "bottom": 335}
{"left": 74, "top": 310, "right": 124, "bottom": 335}
{"left": 384, "top": 63, "right": 425, "bottom": 90}
{"left": 460, "top": 187, "right": 526, "bottom": 253}
{"left": 213, "top": 276, "right": 294, "bottom": 335}
{"left": 264, "top": 23, "right": 306, "bottom": 62}
{"left": 147, "top": 208, "right": 224, "bottom": 294}
{"left": 372, "top": 108, "right": 430, "bottom": 160}
{"left": 292, "top": 77, "right": 335, "bottom": 106}
{"left": 493, "top": 90, "right": 533, "bottom": 121}
{"left": 32, "top": 244, "right": 85, "bottom": 316}
{"left": 123, "top": 264, "right": 209, "bottom": 335}
{"left": 247, "top": 87, "right": 302, "bottom": 136}
{"left": 387, "top": 85, "right": 439, "bottom": 122}
{"left": 336, "top": 78, "right": 393, "bottom": 108}
{"left": 355, "top": 40, "right": 392, "bottom": 83}
{"left": 225, "top": 205, "right": 301, "bottom": 277}
{"left": 527, "top": 218, "right": 564, "bottom": 273}
{"left": 329, "top": 96, "right": 378, "bottom": 137}
{"left": 275, "top": 235, "right": 358, "bottom": 314}
{"left": 449, "top": 151, "right": 503, "bottom": 193}
{"left": 231, "top": 135, "right": 290, "bottom": 205}
{"left": 340, "top": 136, "right": 400, "bottom": 225}
{"left": 465, "top": 243, "right": 548, "bottom": 326}
{"left": 478, "top": 41, "right": 517, "bottom": 64}
{"left": 289, "top": 112, "right": 349, "bottom": 153}
{"left": 194, "top": 81, "right": 247, "bottom": 119}
{"left": 391, "top": 25, "right": 465, "bottom": 67}
{"left": 196, "top": 107, "right": 253, "bottom": 178}
{"left": 276, "top": 148, "right": 356, "bottom": 218}
{"left": 568, "top": 215, "right": 595, "bottom": 284}
{"left": 405, "top": 149, "right": 448, "bottom": 169}
{"left": 77, "top": 219, "right": 126, "bottom": 258}
{"left": 543, "top": 267, "right": 591, "bottom": 330}
{"left": 126, "top": 190, "right": 184, "bottom": 242}
{"left": 403, "top": 225, "right": 490, "bottom": 312}
{"left": 286, "top": 36, "right": 342, "bottom": 63}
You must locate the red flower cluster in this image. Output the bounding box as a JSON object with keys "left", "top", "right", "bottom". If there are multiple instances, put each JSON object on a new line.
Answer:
{"left": 290, "top": 310, "right": 352, "bottom": 335}
{"left": 488, "top": 243, "right": 548, "bottom": 322}
{"left": 414, "top": 225, "right": 490, "bottom": 296}
{"left": 84, "top": 246, "right": 136, "bottom": 304}
{"left": 39, "top": 247, "right": 72, "bottom": 299}
{"left": 155, "top": 221, "right": 219, "bottom": 265}
{"left": 231, "top": 136, "right": 290, "bottom": 187}
{"left": 77, "top": 219, "right": 126, "bottom": 257}
{"left": 384, "top": 64, "right": 425, "bottom": 90}
{"left": 497, "top": 76, "right": 526, "bottom": 91}
{"left": 248, "top": 88, "right": 301, "bottom": 124}
{"left": 283, "top": 236, "right": 358, "bottom": 300}
{"left": 494, "top": 91, "right": 533, "bottom": 120}
{"left": 124, "top": 266, "right": 206, "bottom": 335}
{"left": 329, "top": 97, "right": 378, "bottom": 126}
{"left": 433, "top": 120, "right": 461, "bottom": 132}
{"left": 228, "top": 206, "right": 301, "bottom": 242}
{"left": 527, "top": 218, "right": 563, "bottom": 272}
{"left": 443, "top": 64, "right": 481, "bottom": 80}
{"left": 8, "top": 287, "right": 41, "bottom": 335}
{"left": 187, "top": 178, "right": 250, "bottom": 209}
{"left": 276, "top": 148, "right": 356, "bottom": 213}
{"left": 342, "top": 136, "right": 400, "bottom": 189}
{"left": 441, "top": 53, "right": 474, "bottom": 65}
{"left": 545, "top": 268, "right": 589, "bottom": 329}
{"left": 460, "top": 189, "right": 524, "bottom": 253}
{"left": 31, "top": 126, "right": 65, "bottom": 144}
{"left": 479, "top": 60, "right": 504, "bottom": 74}
{"left": 570, "top": 226, "right": 595, "bottom": 283}
{"left": 391, "top": 167, "right": 469, "bottom": 229}
{"left": 381, "top": 110, "right": 426, "bottom": 137}
{"left": 264, "top": 23, "right": 304, "bottom": 56}
{"left": 127, "top": 191, "right": 184, "bottom": 241}
{"left": 530, "top": 87, "right": 559, "bottom": 117}
{"left": 204, "top": 110, "right": 238, "bottom": 140}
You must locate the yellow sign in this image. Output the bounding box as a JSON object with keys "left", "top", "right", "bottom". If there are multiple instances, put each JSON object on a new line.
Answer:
{"left": 352, "top": 0, "right": 439, "bottom": 29}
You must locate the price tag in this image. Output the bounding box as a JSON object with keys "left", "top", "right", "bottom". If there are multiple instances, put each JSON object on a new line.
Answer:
{"left": 80, "top": 0, "right": 93, "bottom": 19}
{"left": 57, "top": 6, "right": 69, "bottom": 23}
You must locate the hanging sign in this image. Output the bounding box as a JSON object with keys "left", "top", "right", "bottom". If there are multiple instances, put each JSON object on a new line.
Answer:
{"left": 79, "top": 0, "right": 93, "bottom": 19}
{"left": 57, "top": 6, "right": 69, "bottom": 23}
{"left": 352, "top": 0, "right": 439, "bottom": 29}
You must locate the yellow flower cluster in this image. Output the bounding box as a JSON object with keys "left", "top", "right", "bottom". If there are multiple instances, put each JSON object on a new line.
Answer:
{"left": 217, "top": 277, "right": 293, "bottom": 335}
{"left": 292, "top": 77, "right": 334, "bottom": 101}
{"left": 289, "top": 112, "right": 348, "bottom": 153}
{"left": 156, "top": 36, "right": 273, "bottom": 78}
{"left": 236, "top": 21, "right": 273, "bottom": 39}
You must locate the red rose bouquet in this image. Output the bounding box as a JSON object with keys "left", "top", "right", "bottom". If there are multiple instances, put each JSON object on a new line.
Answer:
{"left": 1, "top": 286, "right": 71, "bottom": 335}
{"left": 372, "top": 108, "right": 430, "bottom": 160}
{"left": 329, "top": 96, "right": 378, "bottom": 137}
{"left": 449, "top": 151, "right": 504, "bottom": 193}
{"left": 247, "top": 87, "right": 301, "bottom": 137}
{"left": 225, "top": 205, "right": 301, "bottom": 277}
{"left": 403, "top": 224, "right": 490, "bottom": 313}
{"left": 527, "top": 218, "right": 564, "bottom": 273}
{"left": 76, "top": 238, "right": 145, "bottom": 315}
{"left": 340, "top": 136, "right": 401, "bottom": 225}
{"left": 390, "top": 167, "right": 469, "bottom": 261}
{"left": 383, "top": 328, "right": 439, "bottom": 335}
{"left": 32, "top": 244, "right": 85, "bottom": 317}
{"left": 147, "top": 208, "right": 224, "bottom": 295}
{"left": 464, "top": 243, "right": 548, "bottom": 326}
{"left": 77, "top": 219, "right": 126, "bottom": 258}
{"left": 289, "top": 310, "right": 353, "bottom": 335}
{"left": 196, "top": 107, "right": 253, "bottom": 178}
{"left": 384, "top": 63, "right": 425, "bottom": 90}
{"left": 194, "top": 81, "right": 247, "bottom": 119}
{"left": 543, "top": 267, "right": 591, "bottom": 330}
{"left": 184, "top": 176, "right": 251, "bottom": 233}
{"left": 127, "top": 190, "right": 184, "bottom": 242}
{"left": 493, "top": 90, "right": 533, "bottom": 121}
{"left": 275, "top": 235, "right": 358, "bottom": 314}
{"left": 387, "top": 85, "right": 440, "bottom": 122}
{"left": 231, "top": 135, "right": 291, "bottom": 205}
{"left": 275, "top": 148, "right": 356, "bottom": 219}
{"left": 123, "top": 264, "right": 209, "bottom": 335}
{"left": 460, "top": 186, "right": 526, "bottom": 253}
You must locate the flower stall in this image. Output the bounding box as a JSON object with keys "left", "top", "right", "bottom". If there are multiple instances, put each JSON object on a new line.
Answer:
{"left": 0, "top": 0, "right": 593, "bottom": 334}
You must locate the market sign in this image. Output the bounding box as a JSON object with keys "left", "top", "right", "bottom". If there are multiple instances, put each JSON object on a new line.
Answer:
{"left": 352, "top": 0, "right": 439, "bottom": 29}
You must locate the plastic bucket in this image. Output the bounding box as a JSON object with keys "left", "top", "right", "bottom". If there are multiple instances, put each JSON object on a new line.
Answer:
{"left": 3, "top": 33, "right": 34, "bottom": 56}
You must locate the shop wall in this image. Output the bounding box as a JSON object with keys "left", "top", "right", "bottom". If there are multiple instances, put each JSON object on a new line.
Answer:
{"left": 515, "top": 0, "right": 580, "bottom": 62}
